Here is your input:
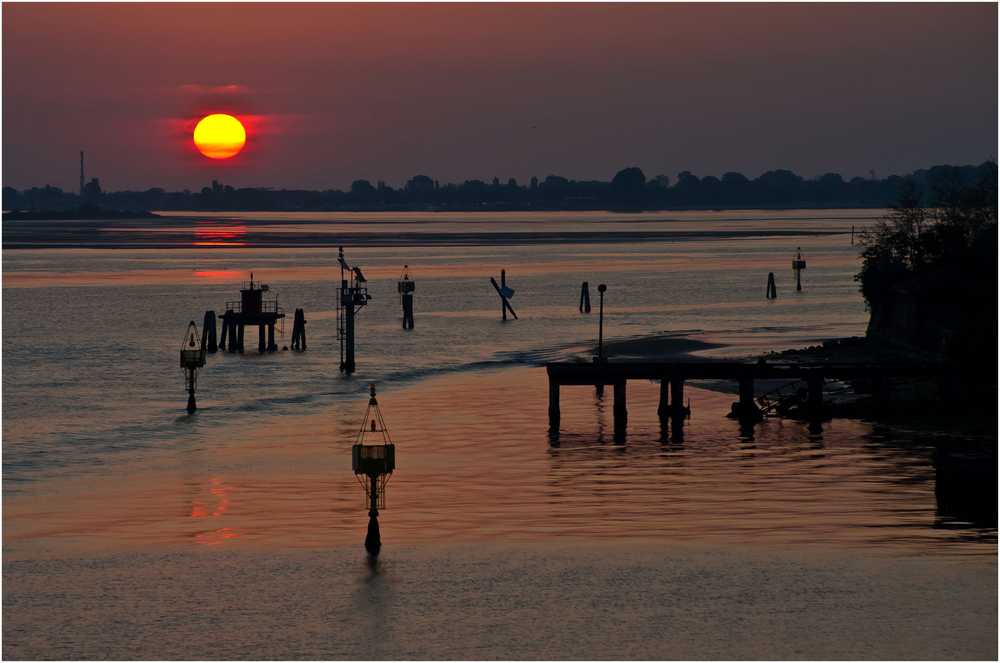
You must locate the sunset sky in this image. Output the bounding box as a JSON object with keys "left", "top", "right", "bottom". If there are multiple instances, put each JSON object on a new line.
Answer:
{"left": 3, "top": 2, "right": 996, "bottom": 193}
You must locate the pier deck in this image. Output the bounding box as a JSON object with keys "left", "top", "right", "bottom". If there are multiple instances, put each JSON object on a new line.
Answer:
{"left": 545, "top": 359, "right": 959, "bottom": 432}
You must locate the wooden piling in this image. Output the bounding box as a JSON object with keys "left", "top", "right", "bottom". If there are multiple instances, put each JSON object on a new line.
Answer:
{"left": 548, "top": 380, "right": 560, "bottom": 430}
{"left": 202, "top": 311, "right": 218, "bottom": 352}
{"left": 580, "top": 282, "right": 591, "bottom": 313}
{"left": 613, "top": 381, "right": 627, "bottom": 429}
{"left": 766, "top": 272, "right": 777, "bottom": 299}
{"left": 218, "top": 314, "right": 229, "bottom": 350}
{"left": 291, "top": 308, "right": 307, "bottom": 349}
{"left": 670, "top": 378, "right": 684, "bottom": 418}
{"left": 501, "top": 269, "right": 507, "bottom": 320}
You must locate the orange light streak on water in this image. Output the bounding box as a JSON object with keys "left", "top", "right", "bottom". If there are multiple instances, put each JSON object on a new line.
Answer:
{"left": 194, "top": 220, "right": 247, "bottom": 246}
{"left": 193, "top": 270, "right": 244, "bottom": 279}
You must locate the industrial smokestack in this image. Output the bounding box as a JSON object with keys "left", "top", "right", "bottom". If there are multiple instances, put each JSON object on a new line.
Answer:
{"left": 80, "top": 152, "right": 85, "bottom": 196}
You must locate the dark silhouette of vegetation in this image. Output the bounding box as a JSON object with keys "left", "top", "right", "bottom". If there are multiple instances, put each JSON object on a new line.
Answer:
{"left": 856, "top": 161, "right": 997, "bottom": 363}
{"left": 610, "top": 167, "right": 647, "bottom": 205}
{"left": 3, "top": 161, "right": 995, "bottom": 214}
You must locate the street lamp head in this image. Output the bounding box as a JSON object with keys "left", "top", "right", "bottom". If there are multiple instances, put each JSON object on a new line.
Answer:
{"left": 597, "top": 284, "right": 607, "bottom": 293}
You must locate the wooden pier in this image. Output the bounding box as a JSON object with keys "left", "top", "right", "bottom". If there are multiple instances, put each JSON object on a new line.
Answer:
{"left": 546, "top": 359, "right": 959, "bottom": 432}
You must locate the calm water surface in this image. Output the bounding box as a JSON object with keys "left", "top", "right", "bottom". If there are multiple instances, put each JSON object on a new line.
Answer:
{"left": 3, "top": 211, "right": 995, "bottom": 659}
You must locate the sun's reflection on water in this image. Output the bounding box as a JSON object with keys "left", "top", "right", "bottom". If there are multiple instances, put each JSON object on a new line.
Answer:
{"left": 194, "top": 219, "right": 246, "bottom": 246}
{"left": 188, "top": 475, "right": 245, "bottom": 545}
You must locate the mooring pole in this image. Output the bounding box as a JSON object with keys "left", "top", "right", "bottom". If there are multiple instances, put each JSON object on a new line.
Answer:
{"left": 501, "top": 269, "right": 507, "bottom": 320}
{"left": 597, "top": 284, "right": 607, "bottom": 361}
{"left": 202, "top": 311, "right": 218, "bottom": 352}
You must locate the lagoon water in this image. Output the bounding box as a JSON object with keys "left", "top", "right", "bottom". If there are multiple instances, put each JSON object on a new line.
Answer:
{"left": 3, "top": 210, "right": 996, "bottom": 659}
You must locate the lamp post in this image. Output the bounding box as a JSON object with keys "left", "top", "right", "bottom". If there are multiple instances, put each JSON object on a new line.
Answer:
{"left": 596, "top": 284, "right": 607, "bottom": 363}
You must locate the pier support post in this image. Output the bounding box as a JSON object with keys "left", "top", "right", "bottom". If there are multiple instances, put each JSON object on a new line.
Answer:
{"left": 613, "top": 381, "right": 627, "bottom": 429}
{"left": 807, "top": 377, "right": 824, "bottom": 410}
{"left": 739, "top": 377, "right": 755, "bottom": 411}
{"left": 580, "top": 282, "right": 591, "bottom": 313}
{"left": 267, "top": 323, "right": 276, "bottom": 351}
{"left": 202, "top": 311, "right": 218, "bottom": 352}
{"left": 658, "top": 378, "right": 669, "bottom": 417}
{"left": 548, "top": 380, "right": 561, "bottom": 430}
{"left": 766, "top": 272, "right": 777, "bottom": 299}
{"left": 735, "top": 376, "right": 762, "bottom": 423}
{"left": 670, "top": 378, "right": 685, "bottom": 420}
{"left": 258, "top": 324, "right": 266, "bottom": 353}
{"left": 237, "top": 324, "right": 245, "bottom": 351}
{"left": 219, "top": 314, "right": 229, "bottom": 350}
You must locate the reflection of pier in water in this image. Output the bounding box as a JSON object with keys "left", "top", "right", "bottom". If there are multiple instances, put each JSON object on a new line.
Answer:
{"left": 546, "top": 360, "right": 962, "bottom": 441}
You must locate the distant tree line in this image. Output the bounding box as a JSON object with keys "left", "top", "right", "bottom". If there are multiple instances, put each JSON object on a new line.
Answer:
{"left": 3, "top": 162, "right": 996, "bottom": 213}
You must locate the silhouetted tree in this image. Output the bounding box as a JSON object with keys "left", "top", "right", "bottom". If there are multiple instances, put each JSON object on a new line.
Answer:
{"left": 351, "top": 180, "right": 376, "bottom": 195}
{"left": 856, "top": 162, "right": 997, "bottom": 310}
{"left": 855, "top": 176, "right": 927, "bottom": 307}
{"left": 674, "top": 170, "right": 701, "bottom": 205}
{"left": 406, "top": 175, "right": 434, "bottom": 192}
{"left": 756, "top": 169, "right": 802, "bottom": 203}
{"left": 721, "top": 171, "right": 751, "bottom": 204}
{"left": 610, "top": 167, "right": 646, "bottom": 205}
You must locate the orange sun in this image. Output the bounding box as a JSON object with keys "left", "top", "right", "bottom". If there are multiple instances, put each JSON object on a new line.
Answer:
{"left": 193, "top": 114, "right": 246, "bottom": 159}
